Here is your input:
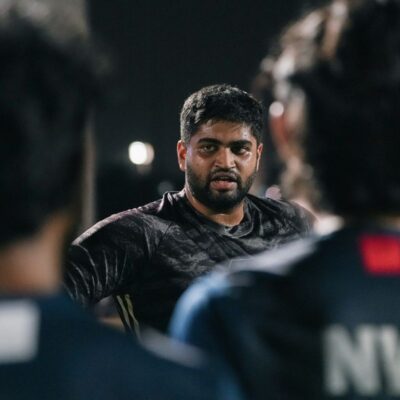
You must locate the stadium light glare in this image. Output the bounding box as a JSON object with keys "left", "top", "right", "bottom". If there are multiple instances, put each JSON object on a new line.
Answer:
{"left": 128, "top": 141, "right": 154, "bottom": 166}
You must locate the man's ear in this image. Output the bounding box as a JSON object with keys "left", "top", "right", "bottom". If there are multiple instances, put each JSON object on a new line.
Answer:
{"left": 255, "top": 143, "right": 263, "bottom": 171}
{"left": 177, "top": 140, "right": 187, "bottom": 172}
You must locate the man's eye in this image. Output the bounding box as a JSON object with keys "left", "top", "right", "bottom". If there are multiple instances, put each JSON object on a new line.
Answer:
{"left": 200, "top": 144, "right": 217, "bottom": 152}
{"left": 232, "top": 146, "right": 250, "bottom": 155}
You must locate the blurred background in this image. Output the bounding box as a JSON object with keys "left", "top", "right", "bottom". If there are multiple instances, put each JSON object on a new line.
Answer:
{"left": 76, "top": 0, "right": 324, "bottom": 221}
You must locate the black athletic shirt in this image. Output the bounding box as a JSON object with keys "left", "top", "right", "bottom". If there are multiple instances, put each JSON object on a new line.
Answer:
{"left": 171, "top": 224, "right": 400, "bottom": 399}
{"left": 0, "top": 293, "right": 240, "bottom": 400}
{"left": 65, "top": 190, "right": 312, "bottom": 333}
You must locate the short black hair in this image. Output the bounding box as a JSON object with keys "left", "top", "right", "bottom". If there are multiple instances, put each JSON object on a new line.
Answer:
{"left": 0, "top": 1, "right": 101, "bottom": 247}
{"left": 180, "top": 84, "right": 264, "bottom": 144}
{"left": 269, "top": 0, "right": 400, "bottom": 216}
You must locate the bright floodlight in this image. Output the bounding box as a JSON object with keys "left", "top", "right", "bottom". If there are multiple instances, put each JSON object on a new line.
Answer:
{"left": 129, "top": 141, "right": 154, "bottom": 165}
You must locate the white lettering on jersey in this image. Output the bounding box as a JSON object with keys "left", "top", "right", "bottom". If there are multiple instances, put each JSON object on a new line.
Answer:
{"left": 379, "top": 327, "right": 400, "bottom": 394}
{"left": 324, "top": 325, "right": 379, "bottom": 395}
{"left": 324, "top": 325, "right": 400, "bottom": 396}
{"left": 0, "top": 301, "right": 40, "bottom": 363}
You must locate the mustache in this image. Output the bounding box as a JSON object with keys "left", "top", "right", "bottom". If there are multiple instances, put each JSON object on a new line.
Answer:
{"left": 209, "top": 169, "right": 240, "bottom": 182}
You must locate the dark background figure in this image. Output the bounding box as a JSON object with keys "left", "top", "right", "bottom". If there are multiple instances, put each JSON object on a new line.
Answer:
{"left": 170, "top": 0, "right": 400, "bottom": 398}
{"left": 0, "top": 2, "right": 240, "bottom": 399}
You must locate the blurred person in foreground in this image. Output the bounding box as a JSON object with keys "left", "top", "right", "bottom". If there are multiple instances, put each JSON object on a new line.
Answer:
{"left": 65, "top": 84, "right": 313, "bottom": 335}
{"left": 170, "top": 0, "right": 400, "bottom": 398}
{"left": 0, "top": 1, "right": 240, "bottom": 399}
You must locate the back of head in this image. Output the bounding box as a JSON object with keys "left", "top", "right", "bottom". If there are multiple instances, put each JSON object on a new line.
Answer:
{"left": 180, "top": 84, "right": 264, "bottom": 144}
{"left": 0, "top": 0, "right": 100, "bottom": 247}
{"left": 269, "top": 0, "right": 400, "bottom": 217}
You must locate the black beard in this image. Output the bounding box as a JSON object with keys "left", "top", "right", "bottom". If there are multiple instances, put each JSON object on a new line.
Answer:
{"left": 186, "top": 165, "right": 256, "bottom": 212}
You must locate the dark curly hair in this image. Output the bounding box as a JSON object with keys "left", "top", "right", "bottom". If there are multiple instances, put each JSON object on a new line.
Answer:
{"left": 0, "top": 1, "right": 102, "bottom": 247}
{"left": 268, "top": 0, "right": 400, "bottom": 216}
{"left": 180, "top": 84, "right": 264, "bottom": 144}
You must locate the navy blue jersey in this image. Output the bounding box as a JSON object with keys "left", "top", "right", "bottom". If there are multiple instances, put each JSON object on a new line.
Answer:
{"left": 0, "top": 293, "right": 240, "bottom": 400}
{"left": 171, "top": 225, "right": 400, "bottom": 399}
{"left": 65, "top": 190, "right": 312, "bottom": 333}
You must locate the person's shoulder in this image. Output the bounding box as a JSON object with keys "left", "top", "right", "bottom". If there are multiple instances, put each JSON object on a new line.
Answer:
{"left": 42, "top": 301, "right": 176, "bottom": 398}
{"left": 171, "top": 239, "right": 317, "bottom": 342}
{"left": 198, "top": 237, "right": 318, "bottom": 299}
{"left": 136, "top": 190, "right": 182, "bottom": 215}
{"left": 230, "top": 236, "right": 317, "bottom": 279}
{"left": 12, "top": 295, "right": 132, "bottom": 360}
{"left": 247, "top": 194, "right": 315, "bottom": 231}
{"left": 72, "top": 194, "right": 177, "bottom": 246}
{"left": 40, "top": 297, "right": 154, "bottom": 371}
{"left": 66, "top": 307, "right": 232, "bottom": 400}
{"left": 247, "top": 193, "right": 310, "bottom": 218}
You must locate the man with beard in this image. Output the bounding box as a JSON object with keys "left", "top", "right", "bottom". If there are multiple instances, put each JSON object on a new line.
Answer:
{"left": 65, "top": 84, "right": 312, "bottom": 335}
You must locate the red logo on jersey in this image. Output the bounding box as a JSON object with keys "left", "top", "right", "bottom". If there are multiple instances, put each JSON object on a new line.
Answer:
{"left": 359, "top": 235, "right": 400, "bottom": 275}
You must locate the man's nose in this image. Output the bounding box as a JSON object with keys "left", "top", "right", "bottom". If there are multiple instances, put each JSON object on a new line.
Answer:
{"left": 214, "top": 148, "right": 235, "bottom": 168}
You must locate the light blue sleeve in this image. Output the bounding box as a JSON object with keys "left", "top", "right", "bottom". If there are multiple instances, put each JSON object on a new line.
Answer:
{"left": 169, "top": 275, "right": 246, "bottom": 400}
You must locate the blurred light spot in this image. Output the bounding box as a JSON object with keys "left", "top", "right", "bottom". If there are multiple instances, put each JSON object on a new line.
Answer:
{"left": 129, "top": 141, "right": 154, "bottom": 165}
{"left": 269, "top": 101, "right": 284, "bottom": 118}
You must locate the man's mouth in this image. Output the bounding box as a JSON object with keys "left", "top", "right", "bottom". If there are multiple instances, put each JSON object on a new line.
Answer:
{"left": 210, "top": 173, "right": 238, "bottom": 190}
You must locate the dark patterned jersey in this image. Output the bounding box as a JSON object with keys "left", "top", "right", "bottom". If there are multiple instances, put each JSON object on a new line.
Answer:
{"left": 170, "top": 224, "right": 400, "bottom": 399}
{"left": 65, "top": 190, "right": 312, "bottom": 334}
{"left": 0, "top": 293, "right": 240, "bottom": 400}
